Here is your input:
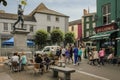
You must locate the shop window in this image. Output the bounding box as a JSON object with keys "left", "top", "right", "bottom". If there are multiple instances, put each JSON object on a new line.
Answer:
{"left": 102, "top": 3, "right": 111, "bottom": 24}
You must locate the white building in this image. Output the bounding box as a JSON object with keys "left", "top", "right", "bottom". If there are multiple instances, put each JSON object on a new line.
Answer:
{"left": 0, "top": 3, "right": 69, "bottom": 55}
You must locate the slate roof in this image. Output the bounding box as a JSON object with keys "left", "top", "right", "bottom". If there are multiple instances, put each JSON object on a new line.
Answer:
{"left": 69, "top": 19, "right": 82, "bottom": 26}
{"left": 29, "top": 3, "right": 69, "bottom": 17}
{"left": 0, "top": 12, "right": 36, "bottom": 22}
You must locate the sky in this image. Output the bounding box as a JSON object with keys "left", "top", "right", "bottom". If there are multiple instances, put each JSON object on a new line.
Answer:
{"left": 0, "top": 0, "right": 96, "bottom": 21}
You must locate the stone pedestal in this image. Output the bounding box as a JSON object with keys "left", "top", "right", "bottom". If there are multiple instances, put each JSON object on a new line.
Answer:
{"left": 11, "top": 29, "right": 30, "bottom": 52}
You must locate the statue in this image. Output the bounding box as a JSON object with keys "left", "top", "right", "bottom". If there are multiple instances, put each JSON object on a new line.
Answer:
{"left": 13, "top": 4, "right": 24, "bottom": 31}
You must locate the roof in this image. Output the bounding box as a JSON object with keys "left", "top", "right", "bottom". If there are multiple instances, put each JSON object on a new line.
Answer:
{"left": 83, "top": 12, "right": 96, "bottom": 17}
{"left": 69, "top": 19, "right": 82, "bottom": 26}
{"left": 0, "top": 13, "right": 36, "bottom": 22}
{"left": 29, "top": 3, "right": 69, "bottom": 17}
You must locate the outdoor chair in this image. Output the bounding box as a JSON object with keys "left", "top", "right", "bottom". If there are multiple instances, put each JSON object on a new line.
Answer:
{"left": 11, "top": 61, "right": 19, "bottom": 72}
{"left": 33, "top": 63, "right": 44, "bottom": 75}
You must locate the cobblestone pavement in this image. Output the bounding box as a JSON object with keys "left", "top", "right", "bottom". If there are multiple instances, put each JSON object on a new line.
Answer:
{"left": 0, "top": 62, "right": 102, "bottom": 80}
{"left": 1, "top": 59, "right": 120, "bottom": 80}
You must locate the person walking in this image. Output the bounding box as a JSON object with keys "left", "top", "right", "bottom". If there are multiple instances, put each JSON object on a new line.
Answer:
{"left": 92, "top": 48, "right": 99, "bottom": 66}
{"left": 69, "top": 45, "right": 73, "bottom": 63}
{"left": 73, "top": 45, "right": 78, "bottom": 65}
{"left": 78, "top": 47, "right": 82, "bottom": 65}
{"left": 98, "top": 48, "right": 105, "bottom": 66}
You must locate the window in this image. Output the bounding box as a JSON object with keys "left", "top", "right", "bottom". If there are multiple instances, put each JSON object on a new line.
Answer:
{"left": 30, "top": 25, "right": 34, "bottom": 32}
{"left": 53, "top": 26, "right": 59, "bottom": 30}
{"left": 47, "top": 15, "right": 51, "bottom": 21}
{"left": 11, "top": 23, "right": 14, "bottom": 30}
{"left": 86, "top": 23, "right": 89, "bottom": 29}
{"left": 56, "top": 16, "right": 59, "bottom": 22}
{"left": 47, "top": 26, "right": 51, "bottom": 33}
{"left": 86, "top": 17, "right": 89, "bottom": 22}
{"left": 92, "top": 23, "right": 96, "bottom": 28}
{"left": 4, "top": 23, "right": 8, "bottom": 31}
{"left": 86, "top": 31, "right": 89, "bottom": 37}
{"left": 102, "top": 4, "right": 111, "bottom": 24}
{"left": 56, "top": 27, "right": 59, "bottom": 29}
{"left": 71, "top": 26, "right": 74, "bottom": 31}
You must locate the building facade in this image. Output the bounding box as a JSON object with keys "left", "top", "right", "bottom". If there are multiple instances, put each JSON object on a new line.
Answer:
{"left": 82, "top": 9, "right": 96, "bottom": 47}
{"left": 91, "top": 0, "right": 120, "bottom": 56}
{"left": 69, "top": 19, "right": 82, "bottom": 46}
{"left": 0, "top": 3, "right": 69, "bottom": 55}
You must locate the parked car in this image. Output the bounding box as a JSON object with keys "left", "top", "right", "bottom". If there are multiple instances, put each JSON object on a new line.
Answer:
{"left": 35, "top": 46, "right": 60, "bottom": 55}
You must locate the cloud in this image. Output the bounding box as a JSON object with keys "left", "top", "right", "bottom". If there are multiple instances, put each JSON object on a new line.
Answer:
{"left": 0, "top": 0, "right": 96, "bottom": 21}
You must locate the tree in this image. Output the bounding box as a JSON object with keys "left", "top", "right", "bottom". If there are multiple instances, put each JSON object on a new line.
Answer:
{"left": 51, "top": 29, "right": 63, "bottom": 45}
{"left": 0, "top": 0, "right": 7, "bottom": 6}
{"left": 64, "top": 32, "right": 75, "bottom": 45}
{"left": 34, "top": 30, "right": 48, "bottom": 49}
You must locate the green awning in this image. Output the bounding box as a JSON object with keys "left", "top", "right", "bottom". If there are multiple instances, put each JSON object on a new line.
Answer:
{"left": 90, "top": 30, "right": 118, "bottom": 40}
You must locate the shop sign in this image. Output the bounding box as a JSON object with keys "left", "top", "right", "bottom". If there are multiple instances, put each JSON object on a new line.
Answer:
{"left": 95, "top": 23, "right": 118, "bottom": 33}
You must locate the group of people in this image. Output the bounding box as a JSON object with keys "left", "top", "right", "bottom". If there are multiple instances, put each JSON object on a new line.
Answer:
{"left": 55, "top": 45, "right": 83, "bottom": 66}
{"left": 34, "top": 53, "right": 51, "bottom": 74}
{"left": 10, "top": 52, "right": 27, "bottom": 71}
{"left": 86, "top": 47, "right": 115, "bottom": 66}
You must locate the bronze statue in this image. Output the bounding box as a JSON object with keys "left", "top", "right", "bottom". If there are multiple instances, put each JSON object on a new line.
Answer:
{"left": 13, "top": 4, "right": 24, "bottom": 31}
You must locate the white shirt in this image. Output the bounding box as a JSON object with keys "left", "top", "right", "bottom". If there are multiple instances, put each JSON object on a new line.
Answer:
{"left": 11, "top": 55, "right": 19, "bottom": 63}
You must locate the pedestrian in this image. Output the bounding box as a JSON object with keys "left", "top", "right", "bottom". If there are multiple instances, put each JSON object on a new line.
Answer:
{"left": 21, "top": 52, "right": 27, "bottom": 71}
{"left": 65, "top": 47, "right": 70, "bottom": 64}
{"left": 78, "top": 47, "right": 82, "bottom": 65}
{"left": 69, "top": 44, "right": 73, "bottom": 63}
{"left": 98, "top": 48, "right": 105, "bottom": 66}
{"left": 73, "top": 45, "right": 78, "bottom": 65}
{"left": 92, "top": 48, "right": 99, "bottom": 66}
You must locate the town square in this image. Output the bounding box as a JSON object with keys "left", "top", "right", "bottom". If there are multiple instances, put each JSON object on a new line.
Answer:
{"left": 0, "top": 0, "right": 120, "bottom": 80}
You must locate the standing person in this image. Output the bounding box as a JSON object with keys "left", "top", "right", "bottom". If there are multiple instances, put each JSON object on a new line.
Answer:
{"left": 78, "top": 47, "right": 82, "bottom": 65}
{"left": 98, "top": 48, "right": 105, "bottom": 66}
{"left": 73, "top": 45, "right": 78, "bottom": 65}
{"left": 69, "top": 45, "right": 73, "bottom": 63}
{"left": 21, "top": 52, "right": 27, "bottom": 71}
{"left": 92, "top": 48, "right": 99, "bottom": 66}
{"left": 61, "top": 46, "right": 66, "bottom": 62}
{"left": 56, "top": 47, "right": 61, "bottom": 59}
{"left": 65, "top": 47, "right": 70, "bottom": 64}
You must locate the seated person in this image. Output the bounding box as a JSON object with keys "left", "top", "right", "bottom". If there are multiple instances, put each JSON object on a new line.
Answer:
{"left": 35, "top": 54, "right": 44, "bottom": 74}
{"left": 11, "top": 52, "right": 19, "bottom": 71}
{"left": 44, "top": 54, "right": 50, "bottom": 71}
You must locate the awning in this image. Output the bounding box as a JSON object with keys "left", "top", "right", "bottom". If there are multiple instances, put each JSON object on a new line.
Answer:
{"left": 90, "top": 29, "right": 119, "bottom": 40}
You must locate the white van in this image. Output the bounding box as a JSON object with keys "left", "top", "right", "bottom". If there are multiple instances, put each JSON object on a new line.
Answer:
{"left": 36, "top": 45, "right": 60, "bottom": 55}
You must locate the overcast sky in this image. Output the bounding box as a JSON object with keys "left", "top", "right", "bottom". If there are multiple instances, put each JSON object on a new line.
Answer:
{"left": 1, "top": 0, "right": 96, "bottom": 21}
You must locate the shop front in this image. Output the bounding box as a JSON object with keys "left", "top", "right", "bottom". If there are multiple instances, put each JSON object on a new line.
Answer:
{"left": 90, "top": 23, "right": 119, "bottom": 56}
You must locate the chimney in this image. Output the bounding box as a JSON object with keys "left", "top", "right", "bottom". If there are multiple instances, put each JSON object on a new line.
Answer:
{"left": 83, "top": 9, "right": 88, "bottom": 15}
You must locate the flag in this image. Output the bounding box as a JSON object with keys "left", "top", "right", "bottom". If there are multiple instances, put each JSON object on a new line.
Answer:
{"left": 21, "top": 0, "right": 27, "bottom": 5}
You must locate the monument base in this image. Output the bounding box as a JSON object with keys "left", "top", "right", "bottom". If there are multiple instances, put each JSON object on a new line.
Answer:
{"left": 11, "top": 29, "right": 30, "bottom": 52}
